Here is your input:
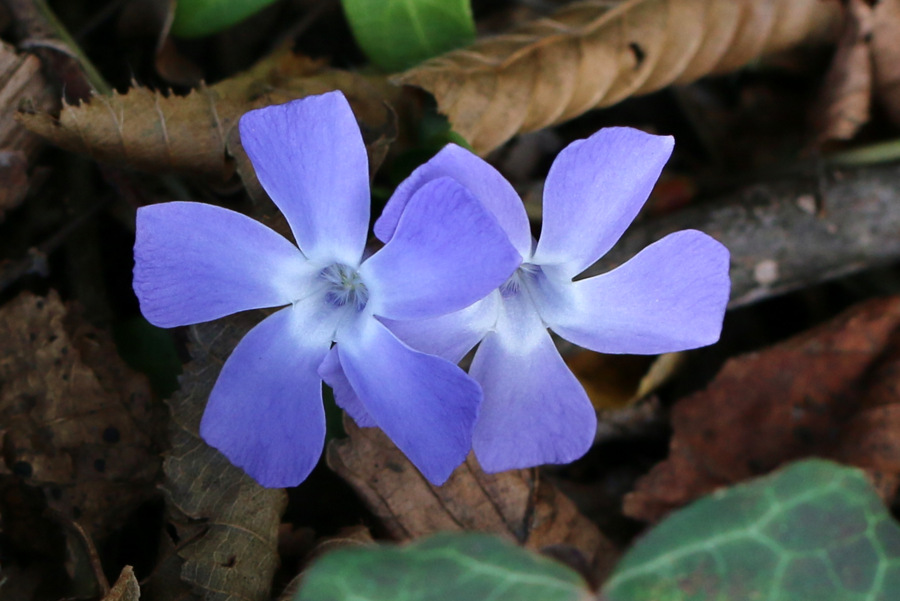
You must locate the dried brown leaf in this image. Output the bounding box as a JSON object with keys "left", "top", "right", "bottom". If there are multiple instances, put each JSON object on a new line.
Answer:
{"left": 102, "top": 566, "right": 140, "bottom": 601}
{"left": 398, "top": 0, "right": 842, "bottom": 154}
{"left": 149, "top": 312, "right": 287, "bottom": 601}
{"left": 624, "top": 296, "right": 900, "bottom": 523}
{"left": 17, "top": 51, "right": 397, "bottom": 183}
{"left": 0, "top": 40, "right": 58, "bottom": 219}
{"left": 0, "top": 290, "right": 162, "bottom": 542}
{"left": 328, "top": 417, "right": 619, "bottom": 577}
{"left": 871, "top": 0, "right": 900, "bottom": 124}
{"left": 812, "top": 0, "right": 873, "bottom": 142}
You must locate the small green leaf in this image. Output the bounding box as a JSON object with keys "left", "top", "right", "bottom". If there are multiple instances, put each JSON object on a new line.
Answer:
{"left": 604, "top": 459, "right": 900, "bottom": 601}
{"left": 340, "top": 0, "right": 475, "bottom": 72}
{"left": 171, "top": 0, "right": 279, "bottom": 38}
{"left": 294, "top": 532, "right": 592, "bottom": 601}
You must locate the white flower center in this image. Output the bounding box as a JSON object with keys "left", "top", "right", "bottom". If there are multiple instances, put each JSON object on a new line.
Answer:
{"left": 319, "top": 263, "right": 369, "bottom": 311}
{"left": 499, "top": 263, "right": 541, "bottom": 298}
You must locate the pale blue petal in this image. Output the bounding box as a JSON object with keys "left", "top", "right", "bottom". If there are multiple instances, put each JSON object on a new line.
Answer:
{"left": 546, "top": 230, "right": 731, "bottom": 354}
{"left": 238, "top": 92, "right": 369, "bottom": 265}
{"left": 471, "top": 292, "right": 596, "bottom": 472}
{"left": 199, "top": 300, "right": 337, "bottom": 488}
{"left": 318, "top": 346, "right": 376, "bottom": 428}
{"left": 361, "top": 177, "right": 521, "bottom": 321}
{"left": 374, "top": 144, "right": 533, "bottom": 257}
{"left": 337, "top": 318, "right": 481, "bottom": 485}
{"left": 133, "top": 202, "right": 311, "bottom": 328}
{"left": 532, "top": 128, "right": 674, "bottom": 278}
{"left": 379, "top": 292, "right": 500, "bottom": 363}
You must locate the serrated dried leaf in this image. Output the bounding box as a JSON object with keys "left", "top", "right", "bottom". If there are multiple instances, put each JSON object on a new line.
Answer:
{"left": 327, "top": 417, "right": 620, "bottom": 579}
{"left": 17, "top": 51, "right": 397, "bottom": 182}
{"left": 398, "top": 0, "right": 842, "bottom": 154}
{"left": 151, "top": 311, "right": 287, "bottom": 601}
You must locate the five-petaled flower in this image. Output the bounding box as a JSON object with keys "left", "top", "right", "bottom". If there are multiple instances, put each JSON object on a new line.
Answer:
{"left": 352, "top": 128, "right": 732, "bottom": 473}
{"left": 133, "top": 91, "right": 521, "bottom": 487}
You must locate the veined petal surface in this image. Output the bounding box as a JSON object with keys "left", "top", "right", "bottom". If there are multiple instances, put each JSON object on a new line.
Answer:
{"left": 361, "top": 177, "right": 520, "bottom": 321}
{"left": 318, "top": 346, "right": 376, "bottom": 428}
{"left": 133, "top": 202, "right": 311, "bottom": 328}
{"left": 380, "top": 291, "right": 500, "bottom": 363}
{"left": 471, "top": 292, "right": 596, "bottom": 472}
{"left": 337, "top": 318, "right": 481, "bottom": 485}
{"left": 532, "top": 128, "right": 674, "bottom": 278}
{"left": 547, "top": 230, "right": 731, "bottom": 355}
{"left": 200, "top": 300, "right": 337, "bottom": 488}
{"left": 239, "top": 92, "right": 369, "bottom": 265}
{"left": 374, "top": 144, "right": 532, "bottom": 257}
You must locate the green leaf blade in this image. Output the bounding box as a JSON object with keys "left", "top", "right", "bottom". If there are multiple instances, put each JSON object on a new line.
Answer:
{"left": 340, "top": 0, "right": 475, "bottom": 72}
{"left": 295, "top": 532, "right": 591, "bottom": 601}
{"left": 604, "top": 459, "right": 900, "bottom": 601}
{"left": 171, "top": 0, "right": 279, "bottom": 38}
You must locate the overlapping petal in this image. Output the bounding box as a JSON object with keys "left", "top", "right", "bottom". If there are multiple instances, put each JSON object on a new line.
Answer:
{"left": 318, "top": 347, "right": 376, "bottom": 428}
{"left": 361, "top": 177, "right": 521, "bottom": 321}
{"left": 199, "top": 300, "right": 338, "bottom": 488}
{"left": 239, "top": 91, "right": 369, "bottom": 265}
{"left": 546, "top": 230, "right": 731, "bottom": 355}
{"left": 374, "top": 144, "right": 533, "bottom": 257}
{"left": 337, "top": 318, "right": 481, "bottom": 485}
{"left": 470, "top": 293, "right": 596, "bottom": 472}
{"left": 532, "top": 128, "right": 674, "bottom": 278}
{"left": 380, "top": 291, "right": 500, "bottom": 363}
{"left": 133, "top": 202, "right": 311, "bottom": 328}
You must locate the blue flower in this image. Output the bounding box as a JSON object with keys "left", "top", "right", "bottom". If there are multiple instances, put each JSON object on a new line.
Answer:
{"left": 355, "top": 128, "right": 732, "bottom": 472}
{"left": 133, "top": 91, "right": 521, "bottom": 487}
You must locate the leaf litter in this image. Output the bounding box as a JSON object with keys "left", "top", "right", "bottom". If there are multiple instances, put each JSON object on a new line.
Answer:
{"left": 8, "top": 1, "right": 900, "bottom": 600}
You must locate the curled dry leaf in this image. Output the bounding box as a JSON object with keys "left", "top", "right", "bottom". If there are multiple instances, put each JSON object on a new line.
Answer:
{"left": 148, "top": 311, "right": 286, "bottom": 601}
{"left": 0, "top": 40, "right": 58, "bottom": 220}
{"left": 624, "top": 296, "right": 900, "bottom": 524}
{"left": 327, "top": 418, "right": 620, "bottom": 577}
{"left": 811, "top": 0, "right": 873, "bottom": 142}
{"left": 0, "top": 290, "right": 162, "bottom": 542}
{"left": 871, "top": 0, "right": 900, "bottom": 124}
{"left": 17, "top": 51, "right": 397, "bottom": 183}
{"left": 398, "top": 0, "right": 842, "bottom": 154}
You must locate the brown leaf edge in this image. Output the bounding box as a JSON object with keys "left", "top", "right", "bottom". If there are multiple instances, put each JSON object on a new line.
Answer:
{"left": 398, "top": 0, "right": 841, "bottom": 155}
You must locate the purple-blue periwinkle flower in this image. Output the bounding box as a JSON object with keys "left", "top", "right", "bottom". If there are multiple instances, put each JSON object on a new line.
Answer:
{"left": 371, "top": 128, "right": 731, "bottom": 473}
{"left": 132, "top": 91, "right": 521, "bottom": 487}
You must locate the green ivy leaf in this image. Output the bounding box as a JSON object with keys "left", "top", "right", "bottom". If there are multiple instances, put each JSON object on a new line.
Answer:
{"left": 604, "top": 459, "right": 900, "bottom": 601}
{"left": 340, "top": 0, "right": 475, "bottom": 72}
{"left": 171, "top": 0, "right": 279, "bottom": 38}
{"left": 294, "top": 532, "right": 592, "bottom": 601}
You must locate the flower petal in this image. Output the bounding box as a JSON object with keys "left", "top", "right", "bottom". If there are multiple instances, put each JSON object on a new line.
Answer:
{"left": 238, "top": 92, "right": 369, "bottom": 264}
{"left": 470, "top": 292, "right": 596, "bottom": 472}
{"left": 374, "top": 144, "right": 533, "bottom": 256}
{"left": 362, "top": 177, "right": 521, "bottom": 321}
{"left": 318, "top": 346, "right": 376, "bottom": 428}
{"left": 379, "top": 291, "right": 500, "bottom": 363}
{"left": 546, "top": 230, "right": 731, "bottom": 354}
{"left": 133, "top": 202, "right": 311, "bottom": 328}
{"left": 532, "top": 128, "right": 674, "bottom": 278}
{"left": 200, "top": 301, "right": 336, "bottom": 488}
{"left": 337, "top": 317, "right": 481, "bottom": 485}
